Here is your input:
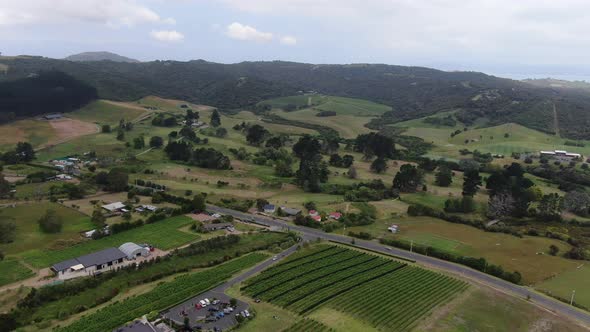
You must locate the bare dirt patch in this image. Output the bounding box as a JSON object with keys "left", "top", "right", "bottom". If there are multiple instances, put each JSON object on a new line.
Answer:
{"left": 45, "top": 118, "right": 98, "bottom": 147}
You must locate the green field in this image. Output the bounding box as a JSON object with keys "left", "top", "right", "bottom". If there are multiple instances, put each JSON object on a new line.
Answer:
{"left": 537, "top": 264, "right": 590, "bottom": 308}
{"left": 282, "top": 319, "right": 333, "bottom": 332}
{"left": 0, "top": 259, "right": 34, "bottom": 287}
{"left": 272, "top": 109, "right": 374, "bottom": 139}
{"left": 0, "top": 202, "right": 94, "bottom": 256}
{"left": 263, "top": 95, "right": 391, "bottom": 117}
{"left": 21, "top": 215, "right": 198, "bottom": 268}
{"left": 69, "top": 100, "right": 149, "bottom": 125}
{"left": 242, "top": 245, "right": 466, "bottom": 331}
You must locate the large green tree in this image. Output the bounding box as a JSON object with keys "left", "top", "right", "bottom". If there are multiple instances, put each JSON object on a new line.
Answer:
{"left": 462, "top": 169, "right": 482, "bottom": 197}
{"left": 38, "top": 209, "right": 62, "bottom": 234}
{"left": 246, "top": 124, "right": 269, "bottom": 146}
{"left": 210, "top": 109, "right": 221, "bottom": 127}
{"left": 392, "top": 164, "right": 423, "bottom": 193}
{"left": 293, "top": 135, "right": 328, "bottom": 192}
{"left": 435, "top": 166, "right": 453, "bottom": 187}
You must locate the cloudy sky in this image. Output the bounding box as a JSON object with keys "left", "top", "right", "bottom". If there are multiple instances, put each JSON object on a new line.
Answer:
{"left": 1, "top": 0, "right": 589, "bottom": 79}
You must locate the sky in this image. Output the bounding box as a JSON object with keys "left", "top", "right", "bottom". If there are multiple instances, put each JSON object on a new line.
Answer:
{"left": 1, "top": 0, "right": 590, "bottom": 80}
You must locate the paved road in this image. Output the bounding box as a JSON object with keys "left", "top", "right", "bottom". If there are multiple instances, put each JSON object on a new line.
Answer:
{"left": 208, "top": 205, "right": 590, "bottom": 328}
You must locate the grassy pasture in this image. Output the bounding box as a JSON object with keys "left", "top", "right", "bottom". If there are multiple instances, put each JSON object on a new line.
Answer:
{"left": 264, "top": 95, "right": 391, "bottom": 117}
{"left": 272, "top": 109, "right": 373, "bottom": 139}
{"left": 0, "top": 202, "right": 93, "bottom": 256}
{"left": 69, "top": 100, "right": 149, "bottom": 125}
{"left": 0, "top": 259, "right": 34, "bottom": 287}
{"left": 21, "top": 215, "right": 198, "bottom": 268}
{"left": 426, "top": 288, "right": 584, "bottom": 332}
{"left": 0, "top": 119, "right": 56, "bottom": 151}
{"left": 537, "top": 264, "right": 590, "bottom": 308}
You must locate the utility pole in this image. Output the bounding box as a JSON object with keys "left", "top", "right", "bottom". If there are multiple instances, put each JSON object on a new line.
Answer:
{"left": 410, "top": 240, "right": 413, "bottom": 253}
{"left": 570, "top": 290, "right": 576, "bottom": 306}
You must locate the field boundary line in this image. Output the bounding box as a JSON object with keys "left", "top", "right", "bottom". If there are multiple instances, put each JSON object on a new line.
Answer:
{"left": 328, "top": 240, "right": 416, "bottom": 263}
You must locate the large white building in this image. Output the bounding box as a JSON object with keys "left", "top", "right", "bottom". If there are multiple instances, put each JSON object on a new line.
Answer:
{"left": 540, "top": 150, "right": 582, "bottom": 160}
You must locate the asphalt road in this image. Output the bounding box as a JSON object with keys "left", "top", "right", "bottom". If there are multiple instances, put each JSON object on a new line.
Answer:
{"left": 208, "top": 204, "right": 590, "bottom": 328}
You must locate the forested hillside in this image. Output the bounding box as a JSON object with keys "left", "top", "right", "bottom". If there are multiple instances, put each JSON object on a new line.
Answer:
{"left": 1, "top": 56, "right": 590, "bottom": 138}
{"left": 0, "top": 70, "right": 97, "bottom": 123}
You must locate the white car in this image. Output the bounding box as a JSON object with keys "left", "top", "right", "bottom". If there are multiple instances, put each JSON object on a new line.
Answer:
{"left": 199, "top": 300, "right": 207, "bottom": 307}
{"left": 272, "top": 256, "right": 278, "bottom": 261}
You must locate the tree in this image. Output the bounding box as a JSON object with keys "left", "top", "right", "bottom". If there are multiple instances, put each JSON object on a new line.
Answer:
{"left": 164, "top": 141, "right": 192, "bottom": 161}
{"left": 347, "top": 166, "right": 358, "bottom": 179}
{"left": 370, "top": 157, "right": 388, "bottom": 173}
{"left": 564, "top": 191, "right": 590, "bottom": 216}
{"left": 191, "top": 194, "right": 206, "bottom": 212}
{"left": 133, "top": 136, "right": 145, "bottom": 149}
{"left": 16, "top": 142, "right": 35, "bottom": 162}
{"left": 210, "top": 109, "right": 221, "bottom": 127}
{"left": 549, "top": 245, "right": 559, "bottom": 256}
{"left": 38, "top": 209, "right": 62, "bottom": 233}
{"left": 487, "top": 193, "right": 515, "bottom": 219}
{"left": 0, "top": 219, "right": 16, "bottom": 243}
{"left": 265, "top": 136, "right": 284, "bottom": 149}
{"left": 353, "top": 133, "right": 396, "bottom": 159}
{"left": 538, "top": 193, "right": 564, "bottom": 221}
{"left": 149, "top": 136, "right": 164, "bottom": 148}
{"left": 256, "top": 199, "right": 270, "bottom": 211}
{"left": 105, "top": 168, "right": 129, "bottom": 192}
{"left": 293, "top": 135, "right": 326, "bottom": 192}
{"left": 435, "top": 166, "right": 453, "bottom": 187}
{"left": 101, "top": 124, "right": 111, "bottom": 133}
{"left": 246, "top": 124, "right": 269, "bottom": 146}
{"left": 392, "top": 164, "right": 423, "bottom": 193}
{"left": 0, "top": 175, "right": 10, "bottom": 198}
{"left": 458, "top": 159, "right": 480, "bottom": 172}
{"left": 91, "top": 209, "right": 106, "bottom": 227}
{"left": 274, "top": 160, "right": 293, "bottom": 177}
{"left": 462, "top": 169, "right": 482, "bottom": 197}
{"left": 116, "top": 128, "right": 125, "bottom": 141}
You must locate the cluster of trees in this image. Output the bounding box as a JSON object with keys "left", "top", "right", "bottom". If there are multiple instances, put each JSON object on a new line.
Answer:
{"left": 95, "top": 169, "right": 129, "bottom": 192}
{"left": 423, "top": 115, "right": 457, "bottom": 127}
{"left": 392, "top": 164, "right": 424, "bottom": 193}
{"left": 37, "top": 209, "right": 62, "bottom": 233}
{"left": 151, "top": 113, "right": 177, "bottom": 127}
{"left": 328, "top": 154, "right": 354, "bottom": 168}
{"left": 164, "top": 142, "right": 230, "bottom": 170}
{"left": 0, "top": 142, "right": 35, "bottom": 164}
{"left": 316, "top": 110, "right": 337, "bottom": 117}
{"left": 353, "top": 133, "right": 396, "bottom": 159}
{"left": 293, "top": 135, "right": 329, "bottom": 192}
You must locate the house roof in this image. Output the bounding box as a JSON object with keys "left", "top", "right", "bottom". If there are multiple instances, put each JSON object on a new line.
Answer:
{"left": 76, "top": 247, "right": 127, "bottom": 268}
{"left": 102, "top": 202, "right": 125, "bottom": 211}
{"left": 52, "top": 258, "right": 81, "bottom": 272}
{"left": 311, "top": 215, "right": 322, "bottom": 222}
{"left": 329, "top": 212, "right": 342, "bottom": 219}
{"left": 263, "top": 204, "right": 276, "bottom": 210}
{"left": 281, "top": 207, "right": 301, "bottom": 215}
{"left": 203, "top": 222, "right": 232, "bottom": 230}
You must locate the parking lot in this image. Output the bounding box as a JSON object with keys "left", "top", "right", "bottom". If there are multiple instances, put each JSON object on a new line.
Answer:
{"left": 162, "top": 289, "right": 249, "bottom": 331}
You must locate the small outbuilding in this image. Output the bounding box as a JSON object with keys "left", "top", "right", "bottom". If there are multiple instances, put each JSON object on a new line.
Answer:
{"left": 102, "top": 202, "right": 126, "bottom": 212}
{"left": 118, "top": 242, "right": 150, "bottom": 260}
{"left": 263, "top": 204, "right": 276, "bottom": 213}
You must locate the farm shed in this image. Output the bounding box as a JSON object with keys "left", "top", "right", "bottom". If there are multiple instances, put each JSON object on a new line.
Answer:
{"left": 118, "top": 242, "right": 150, "bottom": 259}
{"left": 203, "top": 222, "right": 232, "bottom": 231}
{"left": 263, "top": 204, "right": 276, "bottom": 213}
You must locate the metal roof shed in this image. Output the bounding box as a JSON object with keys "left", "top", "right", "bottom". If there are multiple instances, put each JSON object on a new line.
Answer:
{"left": 118, "top": 242, "right": 150, "bottom": 259}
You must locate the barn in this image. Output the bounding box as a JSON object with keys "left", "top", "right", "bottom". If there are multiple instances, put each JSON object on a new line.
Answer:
{"left": 118, "top": 242, "right": 150, "bottom": 260}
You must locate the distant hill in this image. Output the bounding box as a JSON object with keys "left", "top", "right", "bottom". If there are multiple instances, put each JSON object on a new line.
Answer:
{"left": 523, "top": 78, "right": 590, "bottom": 91}
{"left": 2, "top": 57, "right": 590, "bottom": 139}
{"left": 64, "top": 52, "right": 139, "bottom": 63}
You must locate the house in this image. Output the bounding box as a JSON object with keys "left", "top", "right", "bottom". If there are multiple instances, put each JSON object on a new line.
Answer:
{"left": 311, "top": 215, "right": 322, "bottom": 222}
{"left": 388, "top": 225, "right": 399, "bottom": 233}
{"left": 102, "top": 202, "right": 126, "bottom": 213}
{"left": 118, "top": 242, "right": 150, "bottom": 260}
{"left": 308, "top": 210, "right": 319, "bottom": 217}
{"left": 51, "top": 247, "right": 127, "bottom": 280}
{"left": 280, "top": 207, "right": 301, "bottom": 217}
{"left": 263, "top": 204, "right": 276, "bottom": 214}
{"left": 329, "top": 212, "right": 342, "bottom": 220}
{"left": 43, "top": 113, "right": 63, "bottom": 120}
{"left": 540, "top": 150, "right": 582, "bottom": 160}
{"left": 56, "top": 174, "right": 72, "bottom": 180}
{"left": 203, "top": 222, "right": 232, "bottom": 231}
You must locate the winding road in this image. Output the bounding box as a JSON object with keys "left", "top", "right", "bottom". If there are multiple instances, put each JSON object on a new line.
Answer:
{"left": 207, "top": 204, "right": 590, "bottom": 328}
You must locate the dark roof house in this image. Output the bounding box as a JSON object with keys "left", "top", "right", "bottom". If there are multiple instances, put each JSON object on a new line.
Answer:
{"left": 51, "top": 247, "right": 127, "bottom": 272}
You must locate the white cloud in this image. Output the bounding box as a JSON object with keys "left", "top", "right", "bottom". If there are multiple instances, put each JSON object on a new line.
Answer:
{"left": 0, "top": 0, "right": 175, "bottom": 27}
{"left": 280, "top": 36, "right": 297, "bottom": 46}
{"left": 225, "top": 22, "right": 273, "bottom": 43}
{"left": 150, "top": 30, "right": 184, "bottom": 42}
